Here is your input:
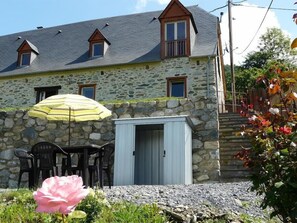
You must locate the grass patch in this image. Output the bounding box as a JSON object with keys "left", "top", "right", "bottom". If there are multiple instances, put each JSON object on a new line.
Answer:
{"left": 0, "top": 107, "right": 30, "bottom": 112}
{"left": 0, "top": 97, "right": 183, "bottom": 111}
{"left": 0, "top": 189, "right": 168, "bottom": 223}
{"left": 99, "top": 96, "right": 182, "bottom": 105}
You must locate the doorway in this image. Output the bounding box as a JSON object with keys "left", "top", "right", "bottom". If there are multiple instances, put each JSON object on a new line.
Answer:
{"left": 134, "top": 124, "right": 164, "bottom": 185}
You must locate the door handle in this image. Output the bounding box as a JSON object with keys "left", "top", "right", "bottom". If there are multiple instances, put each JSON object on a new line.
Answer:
{"left": 163, "top": 150, "right": 166, "bottom": 157}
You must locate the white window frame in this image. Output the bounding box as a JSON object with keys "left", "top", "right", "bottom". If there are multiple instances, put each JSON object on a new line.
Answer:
{"left": 20, "top": 53, "right": 31, "bottom": 66}
{"left": 165, "top": 21, "right": 186, "bottom": 41}
{"left": 92, "top": 43, "right": 103, "bottom": 57}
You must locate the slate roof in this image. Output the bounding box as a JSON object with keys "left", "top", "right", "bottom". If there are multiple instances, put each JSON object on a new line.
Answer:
{"left": 0, "top": 6, "right": 218, "bottom": 78}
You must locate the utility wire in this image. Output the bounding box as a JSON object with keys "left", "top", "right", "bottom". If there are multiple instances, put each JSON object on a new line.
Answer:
{"left": 208, "top": 4, "right": 227, "bottom": 13}
{"left": 237, "top": 0, "right": 274, "bottom": 55}
{"left": 234, "top": 3, "right": 297, "bottom": 12}
{"left": 208, "top": 0, "right": 247, "bottom": 13}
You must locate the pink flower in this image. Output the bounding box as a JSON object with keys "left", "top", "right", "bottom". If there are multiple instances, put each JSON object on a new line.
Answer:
{"left": 33, "top": 175, "right": 89, "bottom": 215}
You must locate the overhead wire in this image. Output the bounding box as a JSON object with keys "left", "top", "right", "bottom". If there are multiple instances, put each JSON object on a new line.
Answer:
{"left": 236, "top": 0, "right": 274, "bottom": 55}
{"left": 208, "top": 4, "right": 227, "bottom": 13}
{"left": 233, "top": 3, "right": 297, "bottom": 12}
{"left": 208, "top": 0, "right": 247, "bottom": 13}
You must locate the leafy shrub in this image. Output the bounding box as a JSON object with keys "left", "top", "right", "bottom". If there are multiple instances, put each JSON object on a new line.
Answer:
{"left": 0, "top": 189, "right": 55, "bottom": 223}
{"left": 0, "top": 189, "right": 167, "bottom": 223}
{"left": 237, "top": 68, "right": 297, "bottom": 222}
{"left": 73, "top": 188, "right": 108, "bottom": 223}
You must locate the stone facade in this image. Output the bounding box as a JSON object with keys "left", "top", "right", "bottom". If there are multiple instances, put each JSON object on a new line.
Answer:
{"left": 0, "top": 58, "right": 224, "bottom": 108}
{"left": 0, "top": 97, "right": 220, "bottom": 188}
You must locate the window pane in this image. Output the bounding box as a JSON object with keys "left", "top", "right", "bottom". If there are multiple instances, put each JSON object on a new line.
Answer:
{"left": 177, "top": 22, "right": 186, "bottom": 40}
{"left": 171, "top": 82, "right": 184, "bottom": 97}
{"left": 35, "top": 87, "right": 60, "bottom": 103}
{"left": 166, "top": 23, "right": 175, "bottom": 41}
{"left": 82, "top": 87, "right": 95, "bottom": 99}
{"left": 21, "top": 53, "right": 30, "bottom": 66}
{"left": 93, "top": 43, "right": 103, "bottom": 57}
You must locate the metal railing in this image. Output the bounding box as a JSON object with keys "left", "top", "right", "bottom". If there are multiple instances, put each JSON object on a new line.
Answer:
{"left": 165, "top": 39, "right": 186, "bottom": 57}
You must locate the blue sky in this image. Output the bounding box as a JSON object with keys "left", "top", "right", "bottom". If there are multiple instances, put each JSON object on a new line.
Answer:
{"left": 0, "top": 0, "right": 296, "bottom": 64}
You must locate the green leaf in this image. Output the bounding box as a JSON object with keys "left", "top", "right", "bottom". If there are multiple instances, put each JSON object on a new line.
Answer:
{"left": 280, "top": 149, "right": 289, "bottom": 155}
{"left": 274, "top": 181, "right": 284, "bottom": 188}
{"left": 288, "top": 182, "right": 297, "bottom": 189}
{"left": 68, "top": 210, "right": 87, "bottom": 219}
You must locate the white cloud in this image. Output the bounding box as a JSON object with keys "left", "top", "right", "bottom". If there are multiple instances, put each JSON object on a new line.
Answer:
{"left": 135, "top": 0, "right": 170, "bottom": 12}
{"left": 135, "top": 0, "right": 148, "bottom": 12}
{"left": 157, "top": 0, "right": 170, "bottom": 4}
{"left": 220, "top": 3, "right": 280, "bottom": 65}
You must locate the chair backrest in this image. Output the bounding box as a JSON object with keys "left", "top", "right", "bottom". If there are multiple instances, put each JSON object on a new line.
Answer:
{"left": 14, "top": 149, "right": 33, "bottom": 171}
{"left": 31, "top": 142, "right": 66, "bottom": 171}
{"left": 102, "top": 143, "right": 115, "bottom": 169}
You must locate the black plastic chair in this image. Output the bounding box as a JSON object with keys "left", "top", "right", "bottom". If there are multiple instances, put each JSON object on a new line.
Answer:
{"left": 14, "top": 149, "right": 34, "bottom": 189}
{"left": 61, "top": 153, "right": 83, "bottom": 176}
{"left": 31, "top": 142, "right": 72, "bottom": 186}
{"left": 89, "top": 143, "right": 115, "bottom": 188}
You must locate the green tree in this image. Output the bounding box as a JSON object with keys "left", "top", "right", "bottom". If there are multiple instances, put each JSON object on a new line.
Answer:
{"left": 242, "top": 51, "right": 272, "bottom": 69}
{"left": 257, "top": 27, "right": 295, "bottom": 61}
{"left": 225, "top": 28, "right": 297, "bottom": 94}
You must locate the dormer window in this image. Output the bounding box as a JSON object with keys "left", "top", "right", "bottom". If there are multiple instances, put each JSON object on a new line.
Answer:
{"left": 159, "top": 0, "right": 198, "bottom": 59}
{"left": 165, "top": 21, "right": 186, "bottom": 57}
{"left": 88, "top": 29, "right": 110, "bottom": 58}
{"left": 20, "top": 53, "right": 31, "bottom": 66}
{"left": 92, "top": 42, "right": 104, "bottom": 57}
{"left": 17, "top": 40, "right": 39, "bottom": 67}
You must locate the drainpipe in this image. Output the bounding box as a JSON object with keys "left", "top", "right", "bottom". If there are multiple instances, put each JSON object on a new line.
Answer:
{"left": 206, "top": 56, "right": 211, "bottom": 98}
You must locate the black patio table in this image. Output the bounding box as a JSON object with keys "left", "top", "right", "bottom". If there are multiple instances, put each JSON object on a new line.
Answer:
{"left": 60, "top": 144, "right": 104, "bottom": 188}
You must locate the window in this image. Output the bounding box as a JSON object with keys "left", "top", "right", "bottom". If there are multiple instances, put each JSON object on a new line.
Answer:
{"left": 20, "top": 53, "right": 31, "bottom": 66}
{"left": 34, "top": 86, "right": 61, "bottom": 103}
{"left": 165, "top": 21, "right": 186, "bottom": 57}
{"left": 167, "top": 76, "right": 187, "bottom": 98}
{"left": 92, "top": 43, "right": 103, "bottom": 57}
{"left": 88, "top": 29, "right": 110, "bottom": 58}
{"left": 17, "top": 40, "right": 39, "bottom": 66}
{"left": 79, "top": 84, "right": 96, "bottom": 99}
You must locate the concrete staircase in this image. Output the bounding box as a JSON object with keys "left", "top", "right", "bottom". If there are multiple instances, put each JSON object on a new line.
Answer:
{"left": 219, "top": 112, "right": 252, "bottom": 181}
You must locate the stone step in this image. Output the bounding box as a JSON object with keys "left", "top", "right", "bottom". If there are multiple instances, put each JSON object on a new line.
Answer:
{"left": 219, "top": 138, "right": 250, "bottom": 143}
{"left": 219, "top": 112, "right": 253, "bottom": 181}
{"left": 219, "top": 119, "right": 249, "bottom": 124}
{"left": 220, "top": 159, "right": 245, "bottom": 166}
{"left": 219, "top": 112, "right": 244, "bottom": 117}
{"left": 219, "top": 135, "right": 247, "bottom": 140}
{"left": 220, "top": 170, "right": 251, "bottom": 179}
{"left": 220, "top": 152, "right": 241, "bottom": 158}
{"left": 220, "top": 141, "right": 247, "bottom": 146}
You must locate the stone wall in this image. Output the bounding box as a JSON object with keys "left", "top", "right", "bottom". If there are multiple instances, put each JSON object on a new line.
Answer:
{"left": 0, "top": 57, "right": 220, "bottom": 107}
{"left": 0, "top": 97, "right": 220, "bottom": 188}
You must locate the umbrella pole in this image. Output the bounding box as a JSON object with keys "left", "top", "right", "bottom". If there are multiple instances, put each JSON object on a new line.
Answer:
{"left": 68, "top": 107, "right": 71, "bottom": 146}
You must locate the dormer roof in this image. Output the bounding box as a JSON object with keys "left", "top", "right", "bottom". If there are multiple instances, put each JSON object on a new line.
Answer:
{"left": 17, "top": 40, "right": 39, "bottom": 54}
{"left": 88, "top": 29, "right": 110, "bottom": 45}
{"left": 159, "top": 0, "right": 198, "bottom": 34}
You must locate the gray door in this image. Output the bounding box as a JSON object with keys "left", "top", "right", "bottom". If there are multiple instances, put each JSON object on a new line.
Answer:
{"left": 114, "top": 123, "right": 135, "bottom": 186}
{"left": 134, "top": 125, "right": 164, "bottom": 185}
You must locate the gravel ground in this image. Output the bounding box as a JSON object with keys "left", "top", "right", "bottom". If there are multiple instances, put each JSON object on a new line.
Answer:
{"left": 0, "top": 181, "right": 273, "bottom": 222}
{"left": 104, "top": 181, "right": 272, "bottom": 222}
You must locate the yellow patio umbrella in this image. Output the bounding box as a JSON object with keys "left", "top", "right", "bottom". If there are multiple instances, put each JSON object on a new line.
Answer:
{"left": 28, "top": 94, "right": 112, "bottom": 145}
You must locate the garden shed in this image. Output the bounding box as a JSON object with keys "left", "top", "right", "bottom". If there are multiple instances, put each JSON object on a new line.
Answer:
{"left": 113, "top": 115, "right": 193, "bottom": 185}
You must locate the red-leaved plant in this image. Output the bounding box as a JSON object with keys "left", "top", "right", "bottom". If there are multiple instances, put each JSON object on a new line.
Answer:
{"left": 236, "top": 66, "right": 297, "bottom": 222}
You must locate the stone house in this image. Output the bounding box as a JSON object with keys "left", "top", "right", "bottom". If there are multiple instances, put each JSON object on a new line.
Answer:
{"left": 0, "top": 0, "right": 226, "bottom": 187}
